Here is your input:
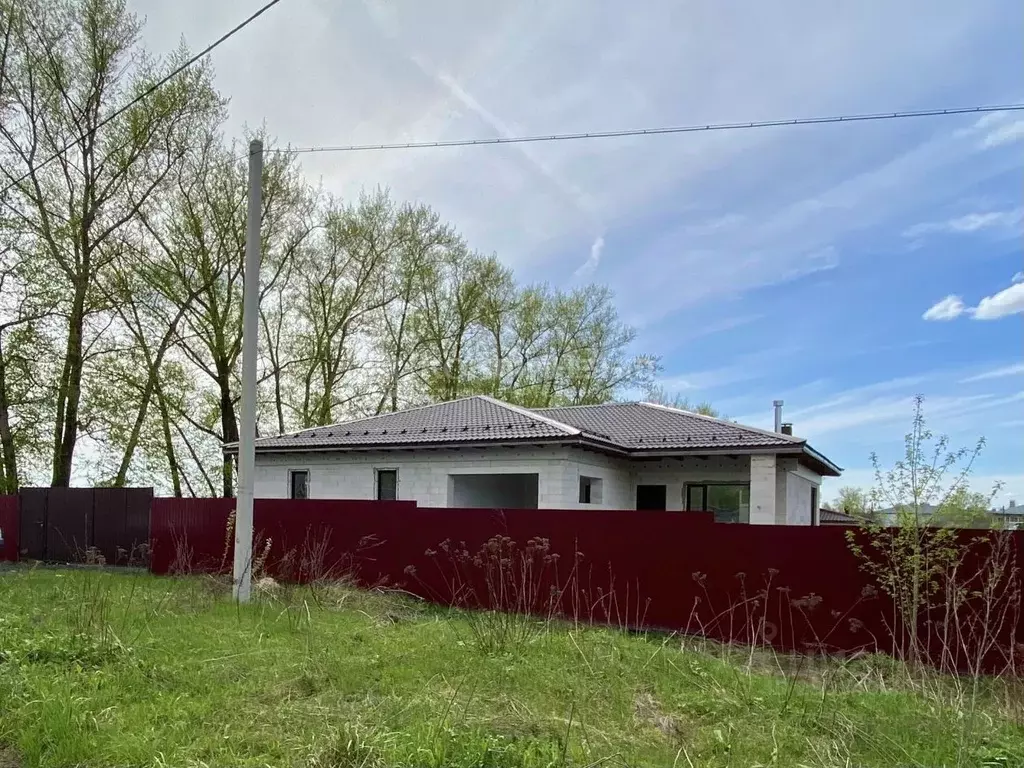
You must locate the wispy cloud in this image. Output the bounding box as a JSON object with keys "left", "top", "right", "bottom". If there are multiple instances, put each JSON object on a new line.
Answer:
{"left": 903, "top": 207, "right": 1024, "bottom": 239}
{"left": 961, "top": 363, "right": 1024, "bottom": 383}
{"left": 789, "top": 391, "right": 1021, "bottom": 438}
{"left": 923, "top": 295, "right": 966, "bottom": 321}
{"left": 979, "top": 115, "right": 1024, "bottom": 149}
{"left": 574, "top": 235, "right": 605, "bottom": 278}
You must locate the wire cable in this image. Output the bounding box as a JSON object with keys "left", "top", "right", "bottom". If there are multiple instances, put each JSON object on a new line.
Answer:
{"left": 0, "top": 0, "right": 286, "bottom": 199}
{"left": 281, "top": 103, "right": 1024, "bottom": 155}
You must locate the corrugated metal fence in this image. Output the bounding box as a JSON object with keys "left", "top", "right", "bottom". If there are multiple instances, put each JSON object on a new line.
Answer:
{"left": 148, "top": 497, "right": 1024, "bottom": 675}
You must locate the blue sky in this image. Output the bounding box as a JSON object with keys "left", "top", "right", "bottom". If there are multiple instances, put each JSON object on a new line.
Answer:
{"left": 133, "top": 0, "right": 1024, "bottom": 503}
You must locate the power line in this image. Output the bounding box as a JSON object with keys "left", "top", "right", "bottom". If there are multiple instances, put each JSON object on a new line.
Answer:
{"left": 0, "top": 0, "right": 286, "bottom": 199}
{"left": 282, "top": 103, "right": 1024, "bottom": 155}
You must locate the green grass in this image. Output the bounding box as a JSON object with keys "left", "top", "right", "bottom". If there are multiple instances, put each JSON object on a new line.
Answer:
{"left": 0, "top": 566, "right": 1022, "bottom": 767}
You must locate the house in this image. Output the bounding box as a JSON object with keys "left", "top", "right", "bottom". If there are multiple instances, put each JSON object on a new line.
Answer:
{"left": 819, "top": 506, "right": 859, "bottom": 525}
{"left": 229, "top": 395, "right": 841, "bottom": 525}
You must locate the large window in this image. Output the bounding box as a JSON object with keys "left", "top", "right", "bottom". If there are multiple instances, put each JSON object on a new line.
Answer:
{"left": 685, "top": 483, "right": 750, "bottom": 523}
{"left": 289, "top": 470, "right": 309, "bottom": 500}
{"left": 375, "top": 468, "right": 398, "bottom": 501}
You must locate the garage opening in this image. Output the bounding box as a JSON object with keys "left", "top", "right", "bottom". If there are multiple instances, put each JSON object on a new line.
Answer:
{"left": 448, "top": 473, "right": 539, "bottom": 509}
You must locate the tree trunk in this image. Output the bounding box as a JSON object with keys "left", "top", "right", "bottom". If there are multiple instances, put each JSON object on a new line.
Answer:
{"left": 51, "top": 280, "right": 88, "bottom": 487}
{"left": 154, "top": 376, "right": 182, "bottom": 497}
{"left": 218, "top": 371, "right": 238, "bottom": 498}
{"left": 0, "top": 336, "right": 18, "bottom": 494}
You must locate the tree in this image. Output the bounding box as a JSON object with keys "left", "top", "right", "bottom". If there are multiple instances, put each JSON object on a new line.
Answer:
{"left": 0, "top": 0, "right": 223, "bottom": 486}
{"left": 643, "top": 385, "right": 718, "bottom": 417}
{"left": 152, "top": 133, "right": 312, "bottom": 496}
{"left": 846, "top": 395, "right": 1002, "bottom": 664}
{"left": 831, "top": 486, "right": 871, "bottom": 519}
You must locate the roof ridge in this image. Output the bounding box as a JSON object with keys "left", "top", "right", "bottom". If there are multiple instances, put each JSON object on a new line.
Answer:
{"left": 532, "top": 401, "right": 639, "bottom": 411}
{"left": 637, "top": 401, "right": 804, "bottom": 444}
{"left": 257, "top": 395, "right": 484, "bottom": 440}
{"left": 475, "top": 395, "right": 581, "bottom": 435}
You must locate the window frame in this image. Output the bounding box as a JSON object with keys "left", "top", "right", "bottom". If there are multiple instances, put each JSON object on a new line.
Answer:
{"left": 288, "top": 468, "right": 310, "bottom": 500}
{"left": 684, "top": 481, "right": 751, "bottom": 523}
{"left": 375, "top": 467, "right": 399, "bottom": 501}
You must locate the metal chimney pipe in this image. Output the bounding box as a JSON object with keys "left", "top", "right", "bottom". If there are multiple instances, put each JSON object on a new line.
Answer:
{"left": 773, "top": 400, "right": 784, "bottom": 433}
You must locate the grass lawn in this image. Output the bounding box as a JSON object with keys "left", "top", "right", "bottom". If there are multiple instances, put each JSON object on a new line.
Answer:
{"left": 1, "top": 566, "right": 1022, "bottom": 767}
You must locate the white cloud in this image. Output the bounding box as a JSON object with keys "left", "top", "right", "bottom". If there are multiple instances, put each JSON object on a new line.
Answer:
{"left": 961, "top": 363, "right": 1024, "bottom": 383}
{"left": 972, "top": 281, "right": 1024, "bottom": 320}
{"left": 903, "top": 208, "right": 1024, "bottom": 239}
{"left": 923, "top": 295, "right": 966, "bottom": 321}
{"left": 574, "top": 235, "right": 605, "bottom": 278}
{"left": 981, "top": 119, "right": 1024, "bottom": 149}
{"left": 923, "top": 276, "right": 1024, "bottom": 323}
{"left": 1013, "top": 272, "right": 1024, "bottom": 284}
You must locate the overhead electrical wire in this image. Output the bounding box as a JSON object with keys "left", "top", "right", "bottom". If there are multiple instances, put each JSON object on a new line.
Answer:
{"left": 280, "top": 103, "right": 1024, "bottom": 155}
{"left": 0, "top": 0, "right": 286, "bottom": 199}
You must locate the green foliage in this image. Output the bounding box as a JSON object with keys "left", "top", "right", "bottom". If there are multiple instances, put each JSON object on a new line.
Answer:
{"left": 845, "top": 395, "right": 1006, "bottom": 665}
{"left": 643, "top": 384, "right": 719, "bottom": 416}
{"left": 831, "top": 485, "right": 871, "bottom": 519}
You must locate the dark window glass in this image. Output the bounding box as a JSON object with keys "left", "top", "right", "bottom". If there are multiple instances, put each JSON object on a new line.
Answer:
{"left": 579, "top": 477, "right": 592, "bottom": 504}
{"left": 290, "top": 470, "right": 309, "bottom": 500}
{"left": 636, "top": 484, "right": 667, "bottom": 510}
{"left": 686, "top": 485, "right": 706, "bottom": 511}
{"left": 376, "top": 469, "right": 398, "bottom": 501}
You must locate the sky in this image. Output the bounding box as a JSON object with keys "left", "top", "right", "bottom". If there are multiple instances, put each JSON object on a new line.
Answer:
{"left": 130, "top": 0, "right": 1024, "bottom": 505}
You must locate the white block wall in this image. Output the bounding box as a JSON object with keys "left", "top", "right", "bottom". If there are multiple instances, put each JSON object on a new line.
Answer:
{"left": 252, "top": 444, "right": 821, "bottom": 524}
{"left": 749, "top": 454, "right": 777, "bottom": 525}
{"left": 252, "top": 446, "right": 571, "bottom": 507}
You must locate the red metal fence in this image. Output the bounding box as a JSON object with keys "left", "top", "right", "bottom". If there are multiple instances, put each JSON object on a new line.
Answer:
{"left": 0, "top": 495, "right": 18, "bottom": 561}
{"left": 149, "top": 497, "right": 1024, "bottom": 674}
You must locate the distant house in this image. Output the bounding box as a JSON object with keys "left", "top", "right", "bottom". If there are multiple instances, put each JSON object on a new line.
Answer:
{"left": 874, "top": 499, "right": 1023, "bottom": 530}
{"left": 819, "top": 506, "right": 858, "bottom": 525}
{"left": 225, "top": 396, "right": 841, "bottom": 525}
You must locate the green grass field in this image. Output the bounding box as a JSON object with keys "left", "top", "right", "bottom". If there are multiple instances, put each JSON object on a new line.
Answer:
{"left": 0, "top": 566, "right": 1021, "bottom": 767}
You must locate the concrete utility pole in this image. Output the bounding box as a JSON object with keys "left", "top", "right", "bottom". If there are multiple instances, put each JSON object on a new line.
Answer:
{"left": 233, "top": 139, "right": 263, "bottom": 602}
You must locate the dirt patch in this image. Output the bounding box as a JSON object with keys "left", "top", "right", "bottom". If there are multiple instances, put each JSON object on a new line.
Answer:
{"left": 633, "top": 691, "right": 687, "bottom": 741}
{"left": 0, "top": 746, "right": 22, "bottom": 768}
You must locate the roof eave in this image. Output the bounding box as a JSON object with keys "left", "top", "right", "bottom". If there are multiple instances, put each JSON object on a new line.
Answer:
{"left": 800, "top": 444, "right": 843, "bottom": 477}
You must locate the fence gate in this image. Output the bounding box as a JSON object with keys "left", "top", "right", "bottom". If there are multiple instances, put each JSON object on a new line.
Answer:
{"left": 17, "top": 487, "right": 153, "bottom": 564}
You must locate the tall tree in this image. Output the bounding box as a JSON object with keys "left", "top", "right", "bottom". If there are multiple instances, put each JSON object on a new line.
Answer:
{"left": 153, "top": 133, "right": 312, "bottom": 496}
{"left": 0, "top": 0, "right": 223, "bottom": 485}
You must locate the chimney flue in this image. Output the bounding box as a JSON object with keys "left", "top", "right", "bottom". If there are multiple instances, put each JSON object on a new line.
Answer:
{"left": 781, "top": 422, "right": 793, "bottom": 436}
{"left": 773, "top": 400, "right": 784, "bottom": 433}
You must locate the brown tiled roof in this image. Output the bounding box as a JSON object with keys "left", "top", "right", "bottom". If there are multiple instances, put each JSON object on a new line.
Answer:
{"left": 226, "top": 396, "right": 841, "bottom": 475}
{"left": 820, "top": 507, "right": 858, "bottom": 524}
{"left": 246, "top": 396, "right": 574, "bottom": 450}
{"left": 536, "top": 402, "right": 801, "bottom": 450}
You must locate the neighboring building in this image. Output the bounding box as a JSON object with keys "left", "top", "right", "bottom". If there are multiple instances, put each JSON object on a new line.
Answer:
{"left": 874, "top": 499, "right": 1023, "bottom": 529}
{"left": 819, "top": 506, "right": 859, "bottom": 525}
{"left": 227, "top": 396, "right": 841, "bottom": 525}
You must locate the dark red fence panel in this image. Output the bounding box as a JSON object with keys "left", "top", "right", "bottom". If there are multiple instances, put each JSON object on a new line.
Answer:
{"left": 44, "top": 488, "right": 93, "bottom": 562}
{"left": 92, "top": 487, "right": 154, "bottom": 565}
{"left": 17, "top": 488, "right": 47, "bottom": 560}
{"left": 0, "top": 496, "right": 18, "bottom": 562}
{"left": 150, "top": 497, "right": 234, "bottom": 574}
{"left": 147, "top": 498, "right": 1024, "bottom": 672}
